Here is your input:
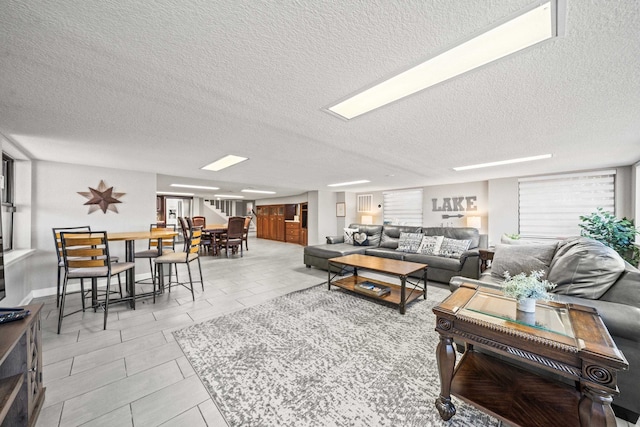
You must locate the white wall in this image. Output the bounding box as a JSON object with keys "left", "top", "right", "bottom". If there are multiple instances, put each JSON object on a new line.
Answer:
{"left": 255, "top": 193, "right": 308, "bottom": 206}
{"left": 305, "top": 190, "right": 337, "bottom": 245}
{"left": 487, "top": 178, "right": 519, "bottom": 246}
{"left": 355, "top": 182, "right": 489, "bottom": 231}
{"left": 27, "top": 160, "right": 157, "bottom": 298}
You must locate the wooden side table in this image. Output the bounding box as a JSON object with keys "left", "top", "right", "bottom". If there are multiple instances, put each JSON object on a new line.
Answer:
{"left": 433, "top": 283, "right": 628, "bottom": 427}
{"left": 478, "top": 247, "right": 494, "bottom": 272}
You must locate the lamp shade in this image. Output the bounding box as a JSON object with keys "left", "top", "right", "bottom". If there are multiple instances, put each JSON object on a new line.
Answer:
{"left": 361, "top": 215, "right": 373, "bottom": 225}
{"left": 466, "top": 216, "right": 482, "bottom": 229}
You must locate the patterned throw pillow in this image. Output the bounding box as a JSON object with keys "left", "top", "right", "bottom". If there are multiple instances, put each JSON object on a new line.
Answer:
{"left": 343, "top": 228, "right": 359, "bottom": 244}
{"left": 439, "top": 237, "right": 472, "bottom": 258}
{"left": 416, "top": 235, "right": 444, "bottom": 255}
{"left": 396, "top": 232, "right": 424, "bottom": 253}
{"left": 353, "top": 232, "right": 369, "bottom": 246}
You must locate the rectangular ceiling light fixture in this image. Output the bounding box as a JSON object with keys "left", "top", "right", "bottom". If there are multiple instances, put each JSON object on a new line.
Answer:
{"left": 201, "top": 155, "right": 248, "bottom": 172}
{"left": 453, "top": 154, "right": 553, "bottom": 171}
{"left": 171, "top": 184, "right": 220, "bottom": 190}
{"left": 156, "top": 191, "right": 194, "bottom": 196}
{"left": 328, "top": 180, "right": 371, "bottom": 187}
{"left": 326, "top": 0, "right": 564, "bottom": 120}
{"left": 214, "top": 194, "right": 245, "bottom": 199}
{"left": 241, "top": 189, "right": 277, "bottom": 194}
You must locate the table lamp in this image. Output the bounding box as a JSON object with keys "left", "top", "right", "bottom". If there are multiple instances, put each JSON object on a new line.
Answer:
{"left": 361, "top": 215, "right": 373, "bottom": 225}
{"left": 466, "top": 216, "right": 481, "bottom": 230}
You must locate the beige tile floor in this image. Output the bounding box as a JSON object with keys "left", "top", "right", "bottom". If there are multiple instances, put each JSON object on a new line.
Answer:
{"left": 33, "top": 237, "right": 638, "bottom": 427}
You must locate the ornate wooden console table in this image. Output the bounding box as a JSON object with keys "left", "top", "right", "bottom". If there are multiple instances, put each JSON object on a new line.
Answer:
{"left": 433, "top": 284, "right": 628, "bottom": 427}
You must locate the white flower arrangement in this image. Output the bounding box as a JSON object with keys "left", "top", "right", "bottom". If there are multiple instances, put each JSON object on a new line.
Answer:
{"left": 502, "top": 270, "right": 556, "bottom": 302}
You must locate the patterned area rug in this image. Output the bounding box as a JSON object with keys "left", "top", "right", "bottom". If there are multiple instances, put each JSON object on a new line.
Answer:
{"left": 173, "top": 285, "right": 499, "bottom": 427}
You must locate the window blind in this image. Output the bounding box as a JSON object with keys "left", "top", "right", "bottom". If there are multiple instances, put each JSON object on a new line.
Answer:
{"left": 383, "top": 188, "right": 423, "bottom": 226}
{"left": 519, "top": 170, "right": 616, "bottom": 238}
{"left": 357, "top": 194, "right": 373, "bottom": 212}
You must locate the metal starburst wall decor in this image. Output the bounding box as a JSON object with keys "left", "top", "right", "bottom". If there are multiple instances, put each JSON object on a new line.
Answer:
{"left": 77, "top": 180, "right": 125, "bottom": 214}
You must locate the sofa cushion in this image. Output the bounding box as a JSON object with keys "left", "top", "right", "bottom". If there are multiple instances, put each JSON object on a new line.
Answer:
{"left": 343, "top": 228, "right": 359, "bottom": 244}
{"left": 405, "top": 253, "right": 462, "bottom": 271}
{"left": 378, "top": 225, "right": 422, "bottom": 249}
{"left": 490, "top": 243, "right": 557, "bottom": 279}
{"left": 365, "top": 247, "right": 405, "bottom": 260}
{"left": 600, "top": 262, "right": 640, "bottom": 306}
{"left": 548, "top": 237, "right": 625, "bottom": 299}
{"left": 347, "top": 224, "right": 384, "bottom": 247}
{"left": 417, "top": 235, "right": 444, "bottom": 255}
{"left": 439, "top": 237, "right": 472, "bottom": 259}
{"left": 396, "top": 232, "right": 423, "bottom": 253}
{"left": 304, "top": 243, "right": 367, "bottom": 259}
{"left": 423, "top": 227, "right": 480, "bottom": 249}
{"left": 353, "top": 232, "right": 369, "bottom": 246}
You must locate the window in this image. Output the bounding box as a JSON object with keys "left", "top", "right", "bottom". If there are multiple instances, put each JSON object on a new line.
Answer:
{"left": 519, "top": 170, "right": 615, "bottom": 238}
{"left": 2, "top": 154, "right": 14, "bottom": 250}
{"left": 357, "top": 194, "right": 372, "bottom": 212}
{"left": 383, "top": 188, "right": 423, "bottom": 226}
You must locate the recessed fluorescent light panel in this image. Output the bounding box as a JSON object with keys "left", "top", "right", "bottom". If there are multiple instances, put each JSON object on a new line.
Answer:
{"left": 201, "top": 155, "right": 248, "bottom": 172}
{"left": 214, "top": 194, "right": 245, "bottom": 199}
{"left": 453, "top": 154, "right": 553, "bottom": 171}
{"left": 171, "top": 184, "right": 220, "bottom": 190}
{"left": 156, "top": 191, "right": 194, "bottom": 196}
{"left": 241, "top": 189, "right": 277, "bottom": 194}
{"left": 326, "top": 0, "right": 564, "bottom": 120}
{"left": 328, "top": 180, "right": 371, "bottom": 187}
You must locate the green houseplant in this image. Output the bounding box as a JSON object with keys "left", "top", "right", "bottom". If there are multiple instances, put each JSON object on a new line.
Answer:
{"left": 579, "top": 208, "right": 640, "bottom": 266}
{"left": 502, "top": 270, "right": 556, "bottom": 312}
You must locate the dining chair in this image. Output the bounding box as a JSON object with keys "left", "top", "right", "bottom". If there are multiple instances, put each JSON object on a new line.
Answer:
{"left": 192, "top": 216, "right": 212, "bottom": 254}
{"left": 154, "top": 227, "right": 204, "bottom": 301}
{"left": 52, "top": 226, "right": 121, "bottom": 308}
{"left": 219, "top": 217, "right": 245, "bottom": 257}
{"left": 178, "top": 217, "right": 190, "bottom": 251}
{"left": 58, "top": 231, "right": 135, "bottom": 333}
{"left": 242, "top": 216, "right": 251, "bottom": 251}
{"left": 134, "top": 223, "right": 176, "bottom": 284}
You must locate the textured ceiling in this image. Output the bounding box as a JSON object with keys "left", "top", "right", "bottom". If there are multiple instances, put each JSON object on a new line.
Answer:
{"left": 1, "top": 0, "right": 639, "bottom": 199}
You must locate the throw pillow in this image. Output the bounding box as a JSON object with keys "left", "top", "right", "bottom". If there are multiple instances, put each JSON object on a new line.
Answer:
{"left": 343, "top": 228, "right": 359, "bottom": 245}
{"left": 548, "top": 237, "right": 625, "bottom": 299}
{"left": 416, "top": 235, "right": 444, "bottom": 255}
{"left": 490, "top": 243, "right": 558, "bottom": 279}
{"left": 396, "top": 232, "right": 423, "bottom": 253}
{"left": 353, "top": 232, "right": 369, "bottom": 246}
{"left": 438, "top": 237, "right": 472, "bottom": 259}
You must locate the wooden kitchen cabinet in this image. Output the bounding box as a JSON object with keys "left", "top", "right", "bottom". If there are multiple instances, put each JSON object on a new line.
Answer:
{"left": 257, "top": 204, "right": 304, "bottom": 244}
{"left": 285, "top": 221, "right": 300, "bottom": 244}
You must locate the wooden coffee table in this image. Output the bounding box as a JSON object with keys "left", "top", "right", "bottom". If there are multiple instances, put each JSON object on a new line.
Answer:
{"left": 433, "top": 283, "right": 628, "bottom": 427}
{"left": 327, "top": 254, "right": 427, "bottom": 314}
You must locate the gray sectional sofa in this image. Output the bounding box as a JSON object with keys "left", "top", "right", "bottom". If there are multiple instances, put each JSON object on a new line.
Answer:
{"left": 304, "top": 224, "right": 486, "bottom": 283}
{"left": 450, "top": 236, "right": 640, "bottom": 419}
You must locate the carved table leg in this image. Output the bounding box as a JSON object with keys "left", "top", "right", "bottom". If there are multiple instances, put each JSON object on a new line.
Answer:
{"left": 435, "top": 335, "right": 457, "bottom": 420}
{"left": 578, "top": 387, "right": 616, "bottom": 427}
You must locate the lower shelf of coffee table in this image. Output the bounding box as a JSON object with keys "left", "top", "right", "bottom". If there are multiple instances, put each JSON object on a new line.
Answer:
{"left": 331, "top": 275, "right": 423, "bottom": 305}
{"left": 451, "top": 351, "right": 581, "bottom": 427}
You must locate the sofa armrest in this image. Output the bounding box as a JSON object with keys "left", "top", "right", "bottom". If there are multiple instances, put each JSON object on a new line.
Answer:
{"left": 326, "top": 235, "right": 344, "bottom": 244}
{"left": 459, "top": 248, "right": 479, "bottom": 264}
{"left": 450, "top": 275, "right": 504, "bottom": 293}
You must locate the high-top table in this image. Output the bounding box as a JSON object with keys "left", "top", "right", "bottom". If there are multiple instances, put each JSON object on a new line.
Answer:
{"left": 63, "top": 230, "right": 178, "bottom": 308}
{"left": 433, "top": 283, "right": 628, "bottom": 427}
{"left": 106, "top": 230, "right": 178, "bottom": 307}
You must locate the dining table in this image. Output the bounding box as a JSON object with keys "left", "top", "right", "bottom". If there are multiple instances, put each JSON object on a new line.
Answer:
{"left": 202, "top": 224, "right": 228, "bottom": 256}
{"left": 63, "top": 229, "right": 178, "bottom": 309}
